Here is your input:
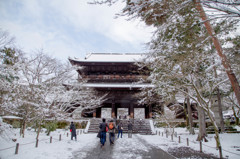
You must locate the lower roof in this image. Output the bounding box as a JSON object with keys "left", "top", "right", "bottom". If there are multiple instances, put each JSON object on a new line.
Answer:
{"left": 82, "top": 83, "right": 154, "bottom": 88}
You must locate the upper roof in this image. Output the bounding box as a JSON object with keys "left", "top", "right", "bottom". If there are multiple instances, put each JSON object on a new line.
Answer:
{"left": 69, "top": 53, "right": 145, "bottom": 63}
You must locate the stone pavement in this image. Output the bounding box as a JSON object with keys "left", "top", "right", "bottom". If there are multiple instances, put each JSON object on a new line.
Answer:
{"left": 70, "top": 134, "right": 175, "bottom": 159}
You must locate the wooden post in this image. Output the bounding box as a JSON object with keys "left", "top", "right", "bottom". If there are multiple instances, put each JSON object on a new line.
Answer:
{"left": 149, "top": 104, "right": 152, "bottom": 118}
{"left": 35, "top": 139, "right": 39, "bottom": 148}
{"left": 67, "top": 132, "right": 68, "bottom": 137}
{"left": 159, "top": 131, "right": 160, "bottom": 136}
{"left": 50, "top": 136, "right": 52, "bottom": 143}
{"left": 15, "top": 143, "right": 19, "bottom": 154}
{"left": 162, "top": 132, "right": 163, "bottom": 136}
{"left": 171, "top": 134, "right": 173, "bottom": 141}
{"left": 156, "top": 130, "right": 157, "bottom": 135}
{"left": 200, "top": 141, "right": 202, "bottom": 152}
{"left": 130, "top": 103, "right": 134, "bottom": 118}
{"left": 112, "top": 101, "right": 116, "bottom": 118}
{"left": 187, "top": 138, "right": 189, "bottom": 146}
{"left": 179, "top": 136, "right": 181, "bottom": 143}
{"left": 93, "top": 111, "right": 96, "bottom": 118}
{"left": 166, "top": 132, "right": 168, "bottom": 138}
{"left": 59, "top": 134, "right": 61, "bottom": 141}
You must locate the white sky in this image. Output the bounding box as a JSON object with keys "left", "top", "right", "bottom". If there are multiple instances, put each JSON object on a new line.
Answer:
{"left": 0, "top": 0, "right": 154, "bottom": 62}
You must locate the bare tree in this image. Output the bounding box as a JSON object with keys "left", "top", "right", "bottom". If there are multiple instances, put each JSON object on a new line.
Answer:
{"left": 0, "top": 29, "right": 15, "bottom": 48}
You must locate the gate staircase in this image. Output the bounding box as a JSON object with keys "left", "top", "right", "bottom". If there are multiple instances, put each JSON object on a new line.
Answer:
{"left": 87, "top": 118, "right": 152, "bottom": 135}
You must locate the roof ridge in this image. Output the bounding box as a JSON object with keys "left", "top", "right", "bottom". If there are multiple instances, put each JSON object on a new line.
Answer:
{"left": 87, "top": 53, "right": 144, "bottom": 55}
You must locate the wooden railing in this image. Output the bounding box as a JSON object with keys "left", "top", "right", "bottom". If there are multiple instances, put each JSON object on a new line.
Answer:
{"left": 82, "top": 74, "right": 149, "bottom": 81}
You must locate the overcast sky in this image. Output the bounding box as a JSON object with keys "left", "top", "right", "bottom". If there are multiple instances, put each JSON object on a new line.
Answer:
{"left": 0, "top": 0, "right": 154, "bottom": 62}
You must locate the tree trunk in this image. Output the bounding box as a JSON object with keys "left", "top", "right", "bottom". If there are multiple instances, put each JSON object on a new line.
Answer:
{"left": 187, "top": 95, "right": 195, "bottom": 134}
{"left": 214, "top": 66, "right": 225, "bottom": 133}
{"left": 194, "top": 0, "right": 240, "bottom": 107}
{"left": 20, "top": 119, "right": 26, "bottom": 138}
{"left": 36, "top": 121, "right": 42, "bottom": 140}
{"left": 217, "top": 88, "right": 225, "bottom": 132}
{"left": 183, "top": 98, "right": 189, "bottom": 126}
{"left": 207, "top": 107, "right": 223, "bottom": 158}
{"left": 197, "top": 106, "right": 207, "bottom": 141}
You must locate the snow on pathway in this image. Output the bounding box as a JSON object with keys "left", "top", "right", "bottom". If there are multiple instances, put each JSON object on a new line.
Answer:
{"left": 70, "top": 133, "right": 175, "bottom": 159}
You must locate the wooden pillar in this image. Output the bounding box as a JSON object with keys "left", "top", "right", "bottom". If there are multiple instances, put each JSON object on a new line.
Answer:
{"left": 112, "top": 101, "right": 115, "bottom": 118}
{"left": 93, "top": 109, "right": 96, "bottom": 118}
{"left": 130, "top": 103, "right": 134, "bottom": 118}
{"left": 149, "top": 105, "right": 152, "bottom": 119}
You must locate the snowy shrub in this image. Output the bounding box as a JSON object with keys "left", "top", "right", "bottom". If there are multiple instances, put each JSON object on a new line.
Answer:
{"left": 0, "top": 117, "right": 15, "bottom": 141}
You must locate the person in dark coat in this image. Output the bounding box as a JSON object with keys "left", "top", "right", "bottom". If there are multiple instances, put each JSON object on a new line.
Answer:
{"left": 128, "top": 120, "right": 133, "bottom": 138}
{"left": 117, "top": 122, "right": 123, "bottom": 138}
{"left": 70, "top": 122, "right": 77, "bottom": 141}
{"left": 99, "top": 118, "right": 108, "bottom": 148}
{"left": 128, "top": 121, "right": 133, "bottom": 131}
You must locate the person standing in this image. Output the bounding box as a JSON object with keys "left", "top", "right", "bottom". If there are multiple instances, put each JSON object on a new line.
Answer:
{"left": 70, "top": 122, "right": 77, "bottom": 141}
{"left": 108, "top": 120, "right": 116, "bottom": 145}
{"left": 99, "top": 118, "right": 108, "bottom": 148}
{"left": 117, "top": 122, "right": 123, "bottom": 138}
{"left": 128, "top": 120, "right": 133, "bottom": 138}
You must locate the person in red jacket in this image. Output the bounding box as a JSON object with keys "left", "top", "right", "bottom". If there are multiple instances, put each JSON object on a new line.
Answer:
{"left": 108, "top": 120, "right": 116, "bottom": 145}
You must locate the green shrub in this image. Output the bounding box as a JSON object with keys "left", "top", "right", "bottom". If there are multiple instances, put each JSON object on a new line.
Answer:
{"left": 12, "top": 120, "right": 20, "bottom": 128}
{"left": 154, "top": 122, "right": 168, "bottom": 127}
{"left": 57, "top": 121, "right": 69, "bottom": 129}
{"left": 177, "top": 122, "right": 186, "bottom": 128}
{"left": 3, "top": 119, "right": 21, "bottom": 128}
{"left": 44, "top": 121, "right": 58, "bottom": 136}
{"left": 225, "top": 119, "right": 231, "bottom": 127}
{"left": 75, "top": 121, "right": 87, "bottom": 129}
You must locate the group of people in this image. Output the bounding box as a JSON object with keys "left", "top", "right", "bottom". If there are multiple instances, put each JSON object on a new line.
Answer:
{"left": 69, "top": 119, "right": 134, "bottom": 148}
{"left": 98, "top": 118, "right": 133, "bottom": 148}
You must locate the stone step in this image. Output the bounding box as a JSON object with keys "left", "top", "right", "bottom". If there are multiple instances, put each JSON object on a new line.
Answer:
{"left": 88, "top": 119, "right": 152, "bottom": 135}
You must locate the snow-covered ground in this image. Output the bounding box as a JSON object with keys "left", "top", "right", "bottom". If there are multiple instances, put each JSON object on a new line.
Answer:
{"left": 151, "top": 127, "right": 240, "bottom": 159}
{"left": 0, "top": 127, "right": 240, "bottom": 159}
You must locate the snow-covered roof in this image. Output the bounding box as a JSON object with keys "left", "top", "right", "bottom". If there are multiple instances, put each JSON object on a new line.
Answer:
{"left": 82, "top": 83, "right": 154, "bottom": 88}
{"left": 69, "top": 53, "right": 145, "bottom": 63}
{"left": 175, "top": 96, "right": 197, "bottom": 104}
{"left": 2, "top": 116, "right": 23, "bottom": 119}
